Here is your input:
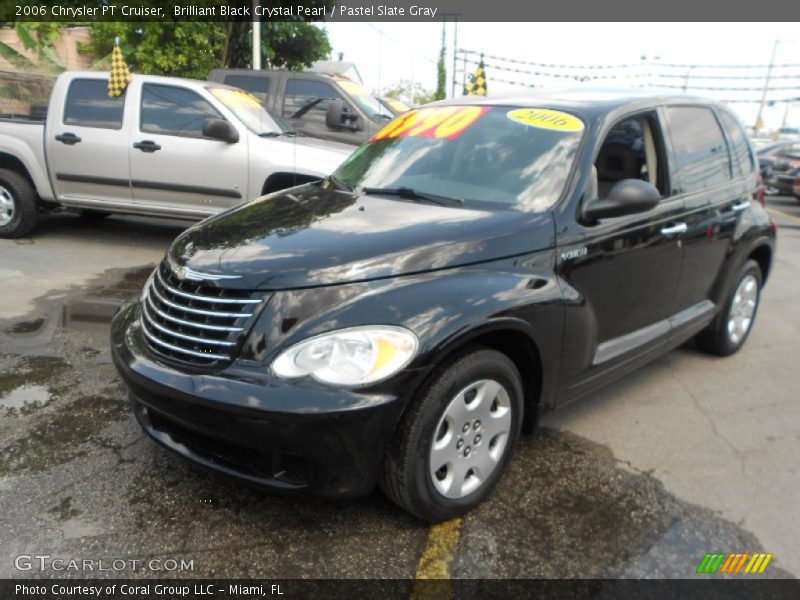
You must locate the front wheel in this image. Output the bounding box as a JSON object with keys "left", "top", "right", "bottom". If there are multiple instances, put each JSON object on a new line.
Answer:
{"left": 380, "top": 347, "right": 524, "bottom": 522}
{"left": 695, "top": 259, "right": 762, "bottom": 356}
{"left": 0, "top": 169, "right": 38, "bottom": 239}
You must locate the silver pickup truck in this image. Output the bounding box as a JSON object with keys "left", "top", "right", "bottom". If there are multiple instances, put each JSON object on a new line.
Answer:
{"left": 0, "top": 71, "right": 353, "bottom": 238}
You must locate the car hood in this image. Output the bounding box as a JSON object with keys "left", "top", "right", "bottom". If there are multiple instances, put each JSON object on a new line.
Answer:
{"left": 250, "top": 134, "right": 354, "bottom": 176}
{"left": 167, "top": 184, "right": 555, "bottom": 290}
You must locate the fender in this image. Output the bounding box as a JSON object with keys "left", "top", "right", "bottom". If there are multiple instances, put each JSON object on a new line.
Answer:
{"left": 0, "top": 133, "right": 55, "bottom": 200}
{"left": 241, "top": 252, "right": 565, "bottom": 416}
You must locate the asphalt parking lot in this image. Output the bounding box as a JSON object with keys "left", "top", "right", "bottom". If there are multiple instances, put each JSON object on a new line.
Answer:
{"left": 0, "top": 200, "right": 798, "bottom": 579}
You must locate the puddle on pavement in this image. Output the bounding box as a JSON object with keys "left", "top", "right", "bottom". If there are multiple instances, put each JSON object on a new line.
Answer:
{"left": 0, "top": 391, "right": 129, "bottom": 477}
{"left": 0, "top": 356, "right": 67, "bottom": 416}
{"left": 0, "top": 384, "right": 51, "bottom": 413}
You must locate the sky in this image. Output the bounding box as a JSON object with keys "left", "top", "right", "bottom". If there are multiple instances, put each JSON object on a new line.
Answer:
{"left": 319, "top": 22, "right": 800, "bottom": 132}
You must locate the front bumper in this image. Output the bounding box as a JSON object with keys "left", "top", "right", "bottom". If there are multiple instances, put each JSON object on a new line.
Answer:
{"left": 111, "top": 300, "right": 420, "bottom": 498}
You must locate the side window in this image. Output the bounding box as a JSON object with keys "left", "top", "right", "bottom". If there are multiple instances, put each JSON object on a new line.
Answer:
{"left": 63, "top": 79, "right": 125, "bottom": 129}
{"left": 665, "top": 106, "right": 731, "bottom": 194}
{"left": 594, "top": 114, "right": 665, "bottom": 199}
{"left": 140, "top": 84, "right": 223, "bottom": 139}
{"left": 223, "top": 75, "right": 269, "bottom": 104}
{"left": 282, "top": 79, "right": 341, "bottom": 122}
{"left": 719, "top": 111, "right": 756, "bottom": 177}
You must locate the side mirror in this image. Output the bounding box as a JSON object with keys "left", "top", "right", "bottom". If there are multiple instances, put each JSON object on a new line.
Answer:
{"left": 202, "top": 118, "right": 239, "bottom": 143}
{"left": 326, "top": 100, "right": 362, "bottom": 131}
{"left": 583, "top": 179, "right": 660, "bottom": 221}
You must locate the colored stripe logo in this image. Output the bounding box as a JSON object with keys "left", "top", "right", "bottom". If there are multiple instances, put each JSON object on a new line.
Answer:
{"left": 697, "top": 552, "right": 773, "bottom": 574}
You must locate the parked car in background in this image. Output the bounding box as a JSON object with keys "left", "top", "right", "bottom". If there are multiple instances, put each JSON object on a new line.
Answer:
{"left": 112, "top": 91, "right": 774, "bottom": 522}
{"left": 208, "top": 69, "right": 398, "bottom": 146}
{"left": 757, "top": 140, "right": 800, "bottom": 180}
{"left": 765, "top": 146, "right": 800, "bottom": 198}
{"left": 0, "top": 71, "right": 353, "bottom": 238}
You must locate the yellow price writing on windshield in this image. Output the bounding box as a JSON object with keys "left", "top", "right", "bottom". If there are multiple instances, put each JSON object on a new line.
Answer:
{"left": 372, "top": 106, "right": 489, "bottom": 142}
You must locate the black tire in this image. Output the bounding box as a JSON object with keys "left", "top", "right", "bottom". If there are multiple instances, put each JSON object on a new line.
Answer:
{"left": 78, "top": 209, "right": 111, "bottom": 220}
{"left": 380, "top": 347, "right": 524, "bottom": 522}
{"left": 695, "top": 259, "right": 763, "bottom": 356}
{"left": 0, "top": 168, "right": 38, "bottom": 239}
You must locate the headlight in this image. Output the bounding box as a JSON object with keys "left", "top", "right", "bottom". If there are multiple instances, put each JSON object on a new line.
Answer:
{"left": 271, "top": 325, "right": 419, "bottom": 387}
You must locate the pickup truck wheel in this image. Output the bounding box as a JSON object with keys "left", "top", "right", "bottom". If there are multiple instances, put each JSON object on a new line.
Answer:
{"left": 379, "top": 347, "right": 523, "bottom": 522}
{"left": 0, "top": 169, "right": 38, "bottom": 239}
{"left": 695, "top": 259, "right": 762, "bottom": 356}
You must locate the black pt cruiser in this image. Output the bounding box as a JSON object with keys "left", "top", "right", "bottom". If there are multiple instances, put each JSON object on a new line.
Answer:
{"left": 112, "top": 91, "right": 776, "bottom": 522}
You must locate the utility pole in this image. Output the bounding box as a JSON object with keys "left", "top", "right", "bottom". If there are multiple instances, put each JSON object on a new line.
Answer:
{"left": 755, "top": 41, "right": 779, "bottom": 133}
{"left": 252, "top": 0, "right": 261, "bottom": 70}
{"left": 451, "top": 18, "right": 458, "bottom": 98}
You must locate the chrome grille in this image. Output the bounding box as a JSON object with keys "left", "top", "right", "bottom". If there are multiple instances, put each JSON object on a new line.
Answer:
{"left": 141, "top": 262, "right": 263, "bottom": 366}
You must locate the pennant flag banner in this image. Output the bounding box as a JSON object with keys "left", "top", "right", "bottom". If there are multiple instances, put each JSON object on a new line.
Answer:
{"left": 464, "top": 57, "right": 488, "bottom": 96}
{"left": 108, "top": 42, "right": 131, "bottom": 98}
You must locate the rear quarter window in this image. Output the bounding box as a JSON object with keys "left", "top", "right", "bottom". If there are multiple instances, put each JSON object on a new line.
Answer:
{"left": 63, "top": 79, "right": 125, "bottom": 129}
{"left": 718, "top": 110, "right": 756, "bottom": 177}
{"left": 665, "top": 106, "right": 731, "bottom": 194}
{"left": 223, "top": 75, "right": 270, "bottom": 103}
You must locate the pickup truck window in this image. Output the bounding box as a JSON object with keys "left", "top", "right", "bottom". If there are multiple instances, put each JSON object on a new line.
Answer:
{"left": 665, "top": 106, "right": 731, "bottom": 194}
{"left": 718, "top": 111, "right": 756, "bottom": 177}
{"left": 63, "top": 79, "right": 124, "bottom": 129}
{"left": 222, "top": 75, "right": 270, "bottom": 103}
{"left": 140, "top": 84, "right": 223, "bottom": 139}
{"left": 334, "top": 105, "right": 584, "bottom": 212}
{"left": 208, "top": 87, "right": 289, "bottom": 136}
{"left": 283, "top": 79, "right": 341, "bottom": 121}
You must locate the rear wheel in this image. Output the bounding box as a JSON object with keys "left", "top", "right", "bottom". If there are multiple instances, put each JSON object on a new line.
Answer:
{"left": 695, "top": 260, "right": 762, "bottom": 356}
{"left": 380, "top": 347, "right": 523, "bottom": 522}
{"left": 0, "top": 169, "right": 38, "bottom": 239}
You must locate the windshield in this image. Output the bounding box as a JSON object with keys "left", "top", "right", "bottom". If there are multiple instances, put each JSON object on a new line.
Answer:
{"left": 208, "top": 87, "right": 291, "bottom": 135}
{"left": 337, "top": 79, "right": 393, "bottom": 121}
{"left": 333, "top": 105, "right": 585, "bottom": 211}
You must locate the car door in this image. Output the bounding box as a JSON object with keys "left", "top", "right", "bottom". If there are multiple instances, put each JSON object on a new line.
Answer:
{"left": 662, "top": 106, "right": 744, "bottom": 319}
{"left": 46, "top": 77, "right": 132, "bottom": 205}
{"left": 557, "top": 111, "right": 685, "bottom": 397}
{"left": 280, "top": 76, "right": 363, "bottom": 144}
{"left": 129, "top": 83, "right": 249, "bottom": 213}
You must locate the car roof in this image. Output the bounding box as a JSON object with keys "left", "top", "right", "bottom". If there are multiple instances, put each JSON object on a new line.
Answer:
{"left": 67, "top": 71, "right": 236, "bottom": 90}
{"left": 428, "top": 88, "right": 723, "bottom": 118}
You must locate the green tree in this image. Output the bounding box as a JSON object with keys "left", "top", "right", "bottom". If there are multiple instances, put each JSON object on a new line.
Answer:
{"left": 85, "top": 21, "right": 226, "bottom": 79}
{"left": 0, "top": 23, "right": 65, "bottom": 73}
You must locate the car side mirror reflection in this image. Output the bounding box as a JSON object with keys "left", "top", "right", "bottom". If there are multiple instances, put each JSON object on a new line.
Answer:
{"left": 583, "top": 179, "right": 661, "bottom": 221}
{"left": 202, "top": 118, "right": 239, "bottom": 143}
{"left": 326, "top": 100, "right": 362, "bottom": 132}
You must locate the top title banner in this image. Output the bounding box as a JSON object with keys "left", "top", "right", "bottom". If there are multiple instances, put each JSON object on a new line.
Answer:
{"left": 4, "top": 0, "right": 800, "bottom": 22}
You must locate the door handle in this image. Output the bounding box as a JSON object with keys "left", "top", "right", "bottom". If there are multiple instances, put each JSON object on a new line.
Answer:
{"left": 731, "top": 201, "right": 750, "bottom": 212}
{"left": 55, "top": 132, "right": 81, "bottom": 145}
{"left": 660, "top": 223, "right": 688, "bottom": 236}
{"left": 133, "top": 140, "right": 161, "bottom": 153}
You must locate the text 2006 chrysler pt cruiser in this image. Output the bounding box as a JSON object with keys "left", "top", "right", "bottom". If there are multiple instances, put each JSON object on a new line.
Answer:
{"left": 112, "top": 91, "right": 775, "bottom": 521}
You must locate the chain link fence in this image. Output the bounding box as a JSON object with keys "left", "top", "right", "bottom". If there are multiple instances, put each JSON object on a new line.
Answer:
{"left": 0, "top": 70, "right": 55, "bottom": 120}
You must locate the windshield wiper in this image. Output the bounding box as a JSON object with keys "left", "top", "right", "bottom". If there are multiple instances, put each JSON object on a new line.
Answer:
{"left": 361, "top": 186, "right": 464, "bottom": 207}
